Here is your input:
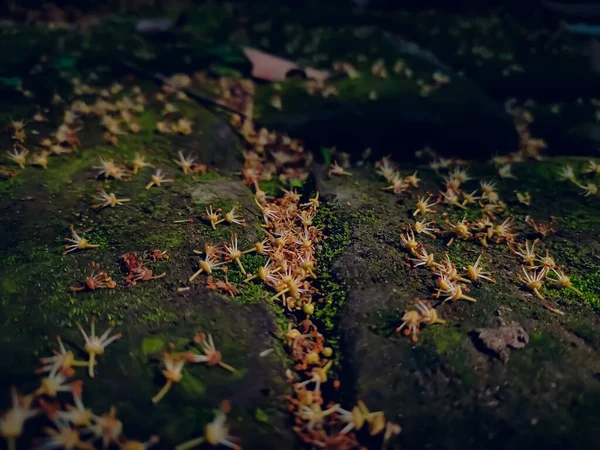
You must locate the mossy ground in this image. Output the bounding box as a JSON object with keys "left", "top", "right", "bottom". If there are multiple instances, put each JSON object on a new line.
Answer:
{"left": 317, "top": 160, "right": 600, "bottom": 449}
{"left": 0, "top": 77, "right": 296, "bottom": 448}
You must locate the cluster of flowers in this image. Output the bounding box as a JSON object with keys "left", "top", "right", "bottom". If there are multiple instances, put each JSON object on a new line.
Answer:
{"left": 377, "top": 155, "right": 582, "bottom": 338}
{"left": 63, "top": 224, "right": 168, "bottom": 293}
{"left": 284, "top": 319, "right": 401, "bottom": 448}
{"left": 0, "top": 320, "right": 150, "bottom": 450}
{"left": 2, "top": 76, "right": 208, "bottom": 211}
{"left": 557, "top": 161, "right": 600, "bottom": 198}
{"left": 224, "top": 90, "right": 401, "bottom": 446}
{"left": 4, "top": 80, "right": 151, "bottom": 179}
{"left": 0, "top": 319, "right": 241, "bottom": 450}
{"left": 89, "top": 148, "right": 210, "bottom": 211}
{"left": 511, "top": 239, "right": 582, "bottom": 314}
{"left": 154, "top": 74, "right": 196, "bottom": 135}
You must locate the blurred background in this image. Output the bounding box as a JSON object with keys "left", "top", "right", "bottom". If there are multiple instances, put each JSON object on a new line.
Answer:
{"left": 2, "top": 0, "right": 600, "bottom": 160}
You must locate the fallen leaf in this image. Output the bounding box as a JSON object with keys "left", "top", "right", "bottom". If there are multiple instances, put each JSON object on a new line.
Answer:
{"left": 242, "top": 47, "right": 329, "bottom": 82}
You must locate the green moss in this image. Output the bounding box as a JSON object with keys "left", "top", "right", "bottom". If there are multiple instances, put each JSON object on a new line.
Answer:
{"left": 258, "top": 179, "right": 281, "bottom": 197}
{"left": 568, "top": 321, "right": 600, "bottom": 350}
{"left": 445, "top": 239, "right": 476, "bottom": 268}
{"left": 369, "top": 308, "right": 401, "bottom": 336}
{"left": 254, "top": 408, "right": 269, "bottom": 423}
{"left": 0, "top": 277, "right": 17, "bottom": 294}
{"left": 236, "top": 282, "right": 266, "bottom": 305}
{"left": 528, "top": 330, "right": 565, "bottom": 363}
{"left": 138, "top": 229, "right": 187, "bottom": 249}
{"left": 424, "top": 325, "right": 476, "bottom": 386}
{"left": 306, "top": 202, "right": 352, "bottom": 365}
{"left": 241, "top": 253, "right": 268, "bottom": 274}
{"left": 428, "top": 325, "right": 462, "bottom": 354}
{"left": 195, "top": 171, "right": 222, "bottom": 180}
{"left": 142, "top": 337, "right": 166, "bottom": 356}
{"left": 141, "top": 306, "right": 177, "bottom": 326}
{"left": 544, "top": 241, "right": 600, "bottom": 311}
{"left": 179, "top": 371, "right": 207, "bottom": 397}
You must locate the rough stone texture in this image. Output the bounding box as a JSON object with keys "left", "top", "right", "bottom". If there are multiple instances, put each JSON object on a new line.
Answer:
{"left": 316, "top": 165, "right": 600, "bottom": 450}
{"left": 474, "top": 320, "right": 529, "bottom": 362}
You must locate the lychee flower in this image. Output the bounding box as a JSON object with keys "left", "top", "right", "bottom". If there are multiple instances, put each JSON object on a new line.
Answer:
{"left": 189, "top": 252, "right": 226, "bottom": 282}
{"left": 449, "top": 167, "right": 471, "bottom": 184}
{"left": 175, "top": 402, "right": 241, "bottom": 450}
{"left": 0, "top": 388, "right": 38, "bottom": 450}
{"left": 577, "top": 182, "right": 598, "bottom": 197}
{"left": 300, "top": 192, "right": 320, "bottom": 210}
{"left": 462, "top": 190, "right": 480, "bottom": 205}
{"left": 436, "top": 282, "right": 476, "bottom": 303}
{"left": 440, "top": 189, "right": 467, "bottom": 209}
{"left": 184, "top": 333, "right": 237, "bottom": 373}
{"left": 409, "top": 246, "right": 438, "bottom": 269}
{"left": 383, "top": 176, "right": 408, "bottom": 194}
{"left": 85, "top": 407, "right": 123, "bottom": 448}
{"left": 205, "top": 206, "right": 222, "bottom": 229}
{"left": 145, "top": 169, "right": 174, "bottom": 190}
{"left": 63, "top": 226, "right": 100, "bottom": 255}
{"left": 375, "top": 156, "right": 396, "bottom": 181}
{"left": 6, "top": 147, "right": 28, "bottom": 169}
{"left": 465, "top": 252, "right": 496, "bottom": 283}
{"left": 328, "top": 161, "right": 352, "bottom": 177}
{"left": 224, "top": 233, "right": 246, "bottom": 274}
{"left": 396, "top": 299, "right": 445, "bottom": 341}
{"left": 37, "top": 336, "right": 87, "bottom": 378}
{"left": 10, "top": 120, "right": 25, "bottom": 142}
{"left": 299, "top": 210, "right": 316, "bottom": 227}
{"left": 546, "top": 268, "right": 583, "bottom": 296}
{"left": 174, "top": 151, "right": 196, "bottom": 175}
{"left": 491, "top": 217, "right": 515, "bottom": 242}
{"left": 400, "top": 226, "right": 419, "bottom": 255}
{"left": 36, "top": 369, "right": 73, "bottom": 398}
{"left": 39, "top": 401, "right": 92, "bottom": 450}
{"left": 151, "top": 352, "right": 186, "bottom": 404}
{"left": 535, "top": 249, "right": 556, "bottom": 270}
{"left": 413, "top": 195, "right": 437, "bottom": 217}
{"left": 498, "top": 164, "right": 516, "bottom": 179}
{"left": 176, "top": 118, "right": 193, "bottom": 135}
{"left": 583, "top": 160, "right": 600, "bottom": 175}
{"left": 223, "top": 205, "right": 246, "bottom": 227}
{"left": 518, "top": 266, "right": 547, "bottom": 299}
{"left": 446, "top": 215, "right": 472, "bottom": 243}
{"left": 480, "top": 181, "right": 498, "bottom": 201}
{"left": 511, "top": 240, "right": 537, "bottom": 266}
{"left": 94, "top": 158, "right": 127, "bottom": 180}
{"left": 337, "top": 401, "right": 386, "bottom": 436}
{"left": 31, "top": 151, "right": 50, "bottom": 169}
{"left": 132, "top": 153, "right": 153, "bottom": 174}
{"left": 243, "top": 258, "right": 280, "bottom": 284}
{"left": 92, "top": 191, "right": 131, "bottom": 209}
{"left": 413, "top": 219, "right": 437, "bottom": 238}
{"left": 557, "top": 165, "right": 577, "bottom": 183}
{"left": 69, "top": 262, "right": 117, "bottom": 292}
{"left": 295, "top": 403, "right": 340, "bottom": 432}
{"left": 77, "top": 318, "right": 122, "bottom": 378}
{"left": 396, "top": 311, "right": 421, "bottom": 342}
{"left": 58, "top": 381, "right": 93, "bottom": 427}
{"left": 516, "top": 191, "right": 531, "bottom": 206}
{"left": 404, "top": 171, "right": 420, "bottom": 188}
